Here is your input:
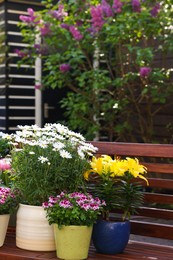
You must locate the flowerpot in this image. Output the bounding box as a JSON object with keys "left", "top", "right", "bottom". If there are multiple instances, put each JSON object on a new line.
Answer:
{"left": 0, "top": 214, "right": 10, "bottom": 247}
{"left": 92, "top": 219, "right": 130, "bottom": 254}
{"left": 16, "top": 204, "right": 56, "bottom": 251}
{"left": 53, "top": 224, "right": 93, "bottom": 260}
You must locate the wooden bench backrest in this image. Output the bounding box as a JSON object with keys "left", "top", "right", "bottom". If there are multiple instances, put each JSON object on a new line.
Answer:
{"left": 89, "top": 141, "right": 173, "bottom": 241}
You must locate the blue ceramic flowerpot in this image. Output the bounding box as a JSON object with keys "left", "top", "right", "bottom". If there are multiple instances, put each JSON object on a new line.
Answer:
{"left": 92, "top": 219, "right": 130, "bottom": 254}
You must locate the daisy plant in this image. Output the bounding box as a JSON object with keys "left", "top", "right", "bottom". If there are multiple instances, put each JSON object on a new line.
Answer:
{"left": 9, "top": 123, "right": 97, "bottom": 206}
{"left": 85, "top": 155, "right": 148, "bottom": 221}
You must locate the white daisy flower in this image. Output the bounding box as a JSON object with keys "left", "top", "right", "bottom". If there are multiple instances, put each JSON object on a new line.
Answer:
{"left": 59, "top": 150, "right": 72, "bottom": 159}
{"left": 38, "top": 156, "right": 49, "bottom": 164}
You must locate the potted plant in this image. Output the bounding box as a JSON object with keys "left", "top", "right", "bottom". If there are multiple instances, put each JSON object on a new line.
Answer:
{"left": 9, "top": 123, "right": 97, "bottom": 251}
{"left": 43, "top": 191, "right": 106, "bottom": 260}
{"left": 84, "top": 155, "right": 148, "bottom": 254}
{"left": 0, "top": 186, "right": 19, "bottom": 247}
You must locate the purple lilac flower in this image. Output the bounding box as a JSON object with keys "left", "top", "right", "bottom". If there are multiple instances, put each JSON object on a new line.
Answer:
{"left": 14, "top": 49, "right": 28, "bottom": 58}
{"left": 34, "top": 44, "right": 49, "bottom": 55}
{"left": 140, "top": 67, "right": 152, "bottom": 77}
{"left": 40, "top": 23, "right": 51, "bottom": 36}
{"left": 59, "top": 64, "right": 71, "bottom": 73}
{"left": 90, "top": 5, "right": 104, "bottom": 32}
{"left": 132, "top": 0, "right": 141, "bottom": 13}
{"left": 112, "top": 0, "right": 123, "bottom": 13}
{"left": 60, "top": 23, "right": 70, "bottom": 30}
{"left": 50, "top": 4, "right": 68, "bottom": 21}
{"left": 150, "top": 3, "right": 161, "bottom": 17}
{"left": 101, "top": 0, "right": 113, "bottom": 17}
{"left": 35, "top": 84, "right": 42, "bottom": 90}
{"left": 19, "top": 8, "right": 39, "bottom": 24}
{"left": 76, "top": 20, "right": 83, "bottom": 27}
{"left": 69, "top": 26, "right": 83, "bottom": 41}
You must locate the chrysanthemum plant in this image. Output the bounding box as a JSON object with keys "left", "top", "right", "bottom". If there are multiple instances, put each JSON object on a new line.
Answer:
{"left": 16, "top": 0, "right": 173, "bottom": 142}
{"left": 43, "top": 191, "right": 106, "bottom": 228}
{"left": 84, "top": 155, "right": 148, "bottom": 221}
{"left": 9, "top": 123, "right": 97, "bottom": 206}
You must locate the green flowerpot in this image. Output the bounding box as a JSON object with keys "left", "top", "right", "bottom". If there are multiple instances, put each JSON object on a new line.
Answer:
{"left": 53, "top": 224, "right": 93, "bottom": 260}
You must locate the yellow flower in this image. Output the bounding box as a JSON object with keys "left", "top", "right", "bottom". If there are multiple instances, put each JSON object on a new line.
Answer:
{"left": 84, "top": 155, "right": 148, "bottom": 185}
{"left": 110, "top": 160, "right": 127, "bottom": 177}
{"left": 125, "top": 157, "right": 148, "bottom": 185}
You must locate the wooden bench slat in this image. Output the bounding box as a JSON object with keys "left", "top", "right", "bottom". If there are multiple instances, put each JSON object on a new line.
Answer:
{"left": 144, "top": 192, "right": 173, "bottom": 204}
{"left": 90, "top": 142, "right": 173, "bottom": 158}
{"left": 143, "top": 163, "right": 173, "bottom": 174}
{"left": 137, "top": 207, "right": 173, "bottom": 219}
{"left": 146, "top": 178, "right": 173, "bottom": 189}
{"left": 131, "top": 221, "right": 173, "bottom": 240}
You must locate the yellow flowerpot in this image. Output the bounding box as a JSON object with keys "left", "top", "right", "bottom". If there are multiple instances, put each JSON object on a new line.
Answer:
{"left": 53, "top": 224, "right": 93, "bottom": 260}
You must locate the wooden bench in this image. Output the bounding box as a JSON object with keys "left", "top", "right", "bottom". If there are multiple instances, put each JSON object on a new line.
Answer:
{"left": 1, "top": 142, "right": 173, "bottom": 259}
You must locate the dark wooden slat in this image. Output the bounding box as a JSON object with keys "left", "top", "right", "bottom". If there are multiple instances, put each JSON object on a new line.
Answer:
{"left": 146, "top": 178, "right": 173, "bottom": 189}
{"left": 90, "top": 142, "right": 173, "bottom": 158}
{"left": 143, "top": 163, "right": 173, "bottom": 174}
{"left": 131, "top": 221, "right": 173, "bottom": 240}
{"left": 144, "top": 192, "right": 173, "bottom": 204}
{"left": 137, "top": 207, "right": 173, "bottom": 220}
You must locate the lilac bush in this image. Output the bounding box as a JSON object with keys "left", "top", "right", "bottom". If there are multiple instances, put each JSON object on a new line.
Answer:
{"left": 16, "top": 0, "right": 173, "bottom": 142}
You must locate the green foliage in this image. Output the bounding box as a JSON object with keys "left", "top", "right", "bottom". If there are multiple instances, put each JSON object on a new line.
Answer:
{"left": 17, "top": 0, "right": 173, "bottom": 142}
{"left": 0, "top": 137, "right": 10, "bottom": 158}
{"left": 43, "top": 191, "right": 106, "bottom": 227}
{"left": 10, "top": 124, "right": 97, "bottom": 206}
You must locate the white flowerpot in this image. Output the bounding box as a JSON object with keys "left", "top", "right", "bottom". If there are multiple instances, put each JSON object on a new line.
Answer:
{"left": 16, "top": 204, "right": 56, "bottom": 251}
{"left": 0, "top": 214, "right": 10, "bottom": 247}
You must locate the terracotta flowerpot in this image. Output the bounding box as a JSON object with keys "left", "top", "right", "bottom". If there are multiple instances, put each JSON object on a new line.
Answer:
{"left": 16, "top": 204, "right": 56, "bottom": 251}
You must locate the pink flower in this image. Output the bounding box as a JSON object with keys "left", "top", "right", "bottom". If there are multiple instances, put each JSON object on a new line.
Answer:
{"left": 69, "top": 26, "right": 83, "bottom": 41}
{"left": 132, "top": 0, "right": 141, "bottom": 13}
{"left": 59, "top": 199, "right": 72, "bottom": 208}
{"left": 90, "top": 5, "right": 104, "bottom": 32}
{"left": 140, "top": 67, "right": 152, "bottom": 77}
{"left": 59, "top": 64, "right": 71, "bottom": 73}
{"left": 112, "top": 0, "right": 123, "bottom": 14}
{"left": 0, "top": 159, "right": 11, "bottom": 171}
